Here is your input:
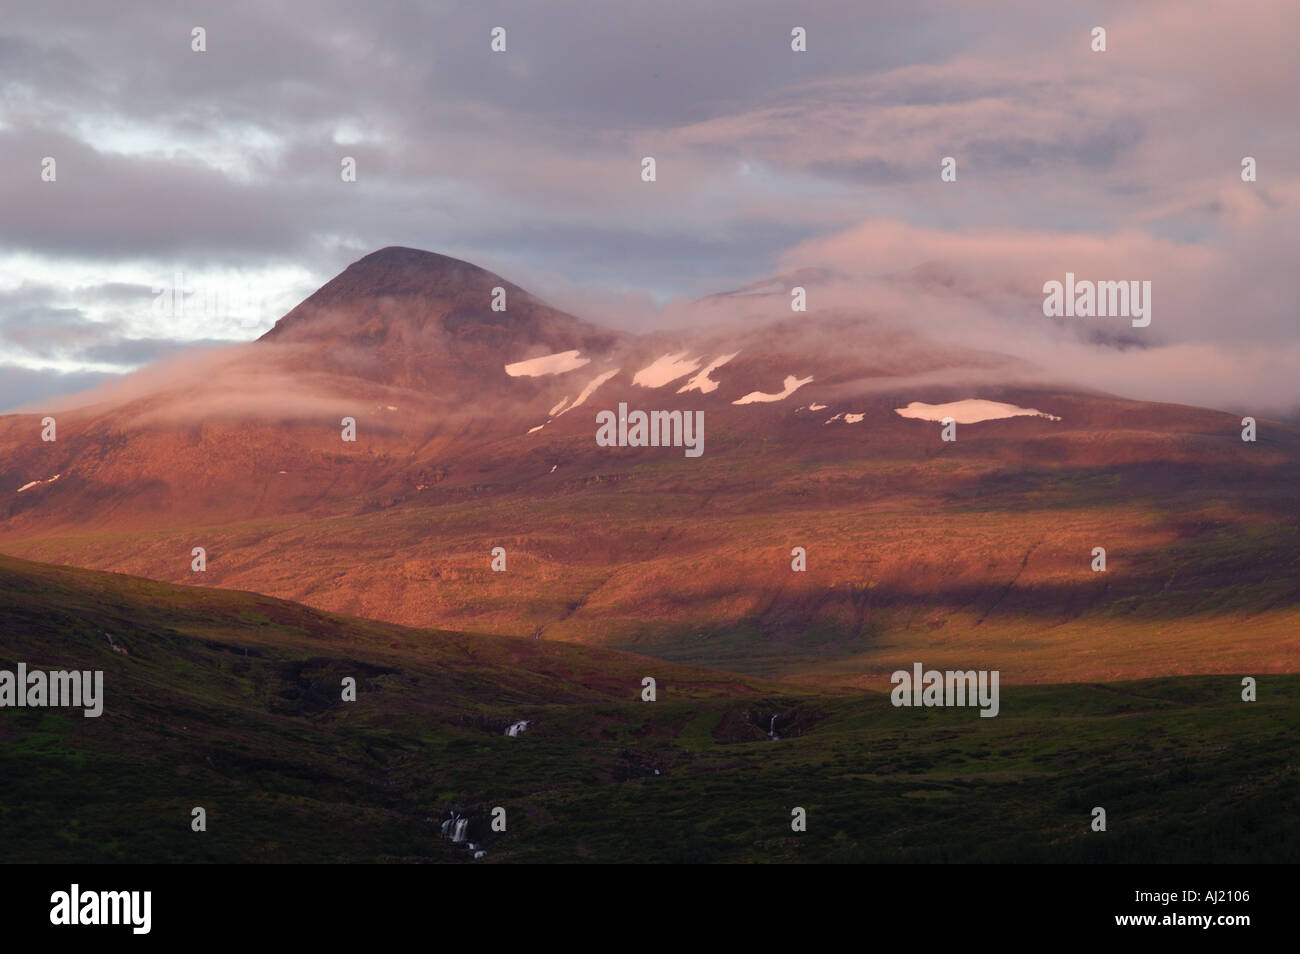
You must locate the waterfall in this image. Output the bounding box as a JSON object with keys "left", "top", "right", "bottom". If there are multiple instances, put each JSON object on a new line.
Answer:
{"left": 441, "top": 812, "right": 469, "bottom": 843}
{"left": 505, "top": 720, "right": 529, "bottom": 737}
{"left": 439, "top": 812, "right": 480, "bottom": 853}
{"left": 768, "top": 714, "right": 780, "bottom": 741}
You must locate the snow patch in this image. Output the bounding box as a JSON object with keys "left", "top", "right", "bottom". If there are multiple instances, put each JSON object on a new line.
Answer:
{"left": 633, "top": 351, "right": 700, "bottom": 388}
{"left": 733, "top": 374, "right": 814, "bottom": 405}
{"left": 844, "top": 413, "right": 865, "bottom": 423}
{"left": 505, "top": 350, "right": 590, "bottom": 377}
{"left": 808, "top": 403, "right": 828, "bottom": 411}
{"left": 527, "top": 422, "right": 547, "bottom": 434}
{"left": 677, "top": 352, "right": 739, "bottom": 394}
{"left": 16, "top": 474, "right": 60, "bottom": 493}
{"left": 559, "top": 368, "right": 619, "bottom": 415}
{"left": 824, "top": 413, "right": 843, "bottom": 424}
{"left": 548, "top": 397, "right": 570, "bottom": 416}
{"left": 894, "top": 399, "right": 1061, "bottom": 424}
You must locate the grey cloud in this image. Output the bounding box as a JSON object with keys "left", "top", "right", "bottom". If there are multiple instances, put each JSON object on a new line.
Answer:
{"left": 807, "top": 157, "right": 914, "bottom": 186}
{"left": 0, "top": 303, "right": 116, "bottom": 356}
{"left": 0, "top": 128, "right": 310, "bottom": 262}
{"left": 470, "top": 220, "right": 826, "bottom": 298}
{"left": 80, "top": 337, "right": 228, "bottom": 366}
{"left": 967, "top": 117, "right": 1144, "bottom": 172}
{"left": 0, "top": 364, "right": 115, "bottom": 413}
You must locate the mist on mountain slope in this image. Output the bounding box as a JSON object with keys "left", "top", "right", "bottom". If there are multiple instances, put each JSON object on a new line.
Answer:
{"left": 507, "top": 205, "right": 1300, "bottom": 422}
{"left": 8, "top": 242, "right": 1293, "bottom": 426}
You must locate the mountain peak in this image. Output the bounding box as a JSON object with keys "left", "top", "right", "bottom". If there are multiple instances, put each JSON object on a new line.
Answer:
{"left": 255, "top": 246, "right": 623, "bottom": 384}
{"left": 273, "top": 247, "right": 517, "bottom": 322}
{"left": 352, "top": 245, "right": 495, "bottom": 276}
{"left": 258, "top": 246, "right": 527, "bottom": 345}
{"left": 361, "top": 244, "right": 453, "bottom": 263}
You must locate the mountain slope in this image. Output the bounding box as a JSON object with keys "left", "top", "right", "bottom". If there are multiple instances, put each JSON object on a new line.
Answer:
{"left": 1, "top": 247, "right": 1298, "bottom": 684}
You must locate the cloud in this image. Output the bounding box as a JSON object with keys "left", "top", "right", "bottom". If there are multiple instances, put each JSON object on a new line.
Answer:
{"left": 0, "top": 365, "right": 114, "bottom": 413}
{"left": 773, "top": 202, "right": 1300, "bottom": 416}
{"left": 0, "top": 280, "right": 255, "bottom": 376}
{"left": 0, "top": 0, "right": 1294, "bottom": 415}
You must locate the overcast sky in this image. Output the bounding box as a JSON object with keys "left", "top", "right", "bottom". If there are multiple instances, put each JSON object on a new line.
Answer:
{"left": 2, "top": 0, "right": 1297, "bottom": 416}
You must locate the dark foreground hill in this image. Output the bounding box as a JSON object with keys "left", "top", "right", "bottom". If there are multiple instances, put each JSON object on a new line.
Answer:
{"left": 1, "top": 555, "right": 1295, "bottom": 863}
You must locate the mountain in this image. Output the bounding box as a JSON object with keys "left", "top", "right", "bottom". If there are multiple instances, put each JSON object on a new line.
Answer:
{"left": 1, "top": 247, "right": 1298, "bottom": 684}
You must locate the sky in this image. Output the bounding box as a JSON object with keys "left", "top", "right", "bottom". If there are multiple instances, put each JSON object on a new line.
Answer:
{"left": 1, "top": 0, "right": 1297, "bottom": 416}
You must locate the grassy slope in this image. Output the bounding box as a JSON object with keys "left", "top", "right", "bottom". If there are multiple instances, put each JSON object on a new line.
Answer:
{"left": 1, "top": 555, "right": 1295, "bottom": 863}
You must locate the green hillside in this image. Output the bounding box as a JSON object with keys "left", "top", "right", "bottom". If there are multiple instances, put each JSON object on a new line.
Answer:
{"left": 1, "top": 555, "right": 1294, "bottom": 863}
